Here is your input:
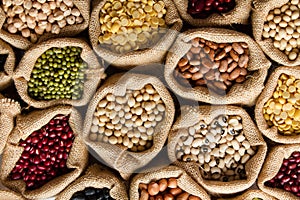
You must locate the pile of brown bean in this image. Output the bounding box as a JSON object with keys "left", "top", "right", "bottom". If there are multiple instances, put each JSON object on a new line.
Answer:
{"left": 263, "top": 74, "right": 300, "bottom": 135}
{"left": 139, "top": 178, "right": 201, "bottom": 200}
{"left": 262, "top": 0, "right": 300, "bottom": 61}
{"left": 98, "top": 0, "right": 167, "bottom": 54}
{"left": 1, "top": 0, "right": 84, "bottom": 43}
{"left": 89, "top": 84, "right": 165, "bottom": 152}
{"left": 175, "top": 115, "right": 256, "bottom": 182}
{"left": 174, "top": 37, "right": 250, "bottom": 94}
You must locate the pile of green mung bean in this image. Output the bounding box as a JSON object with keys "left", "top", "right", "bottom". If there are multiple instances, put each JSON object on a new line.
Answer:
{"left": 28, "top": 46, "right": 87, "bottom": 100}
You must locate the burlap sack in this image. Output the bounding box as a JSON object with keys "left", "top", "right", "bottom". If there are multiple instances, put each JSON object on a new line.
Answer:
{"left": 130, "top": 165, "right": 210, "bottom": 200}
{"left": 83, "top": 73, "right": 175, "bottom": 179}
{"left": 56, "top": 164, "right": 128, "bottom": 200}
{"left": 0, "top": 96, "right": 21, "bottom": 155}
{"left": 0, "top": 39, "right": 15, "bottom": 91}
{"left": 0, "top": 0, "right": 90, "bottom": 50}
{"left": 218, "top": 190, "right": 277, "bottom": 200}
{"left": 0, "top": 105, "right": 88, "bottom": 199}
{"left": 252, "top": 0, "right": 299, "bottom": 66}
{"left": 165, "top": 28, "right": 271, "bottom": 106}
{"left": 173, "top": 0, "right": 251, "bottom": 27}
{"left": 0, "top": 190, "right": 25, "bottom": 200}
{"left": 258, "top": 144, "right": 300, "bottom": 200}
{"left": 13, "top": 37, "right": 106, "bottom": 109}
{"left": 168, "top": 105, "right": 267, "bottom": 194}
{"left": 255, "top": 66, "right": 300, "bottom": 144}
{"left": 89, "top": 0, "right": 183, "bottom": 69}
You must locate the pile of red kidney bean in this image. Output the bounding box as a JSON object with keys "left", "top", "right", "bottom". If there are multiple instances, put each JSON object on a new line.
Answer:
{"left": 187, "top": 0, "right": 236, "bottom": 19}
{"left": 10, "top": 114, "right": 74, "bottom": 189}
{"left": 265, "top": 151, "right": 300, "bottom": 197}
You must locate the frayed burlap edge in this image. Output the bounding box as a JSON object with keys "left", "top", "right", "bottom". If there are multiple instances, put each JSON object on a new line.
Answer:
{"left": 89, "top": 0, "right": 183, "bottom": 69}
{"left": 255, "top": 66, "right": 300, "bottom": 144}
{"left": 56, "top": 164, "right": 128, "bottom": 200}
{"left": 83, "top": 73, "right": 175, "bottom": 179}
{"left": 165, "top": 28, "right": 271, "bottom": 106}
{"left": 13, "top": 37, "right": 105, "bottom": 109}
{"left": 217, "top": 189, "right": 277, "bottom": 200}
{"left": 174, "top": 0, "right": 251, "bottom": 27}
{"left": 0, "top": 105, "right": 88, "bottom": 199}
{"left": 258, "top": 144, "right": 300, "bottom": 200}
{"left": 130, "top": 165, "right": 210, "bottom": 200}
{"left": 168, "top": 105, "right": 267, "bottom": 194}
{"left": 252, "top": 0, "right": 300, "bottom": 66}
{"left": 0, "top": 0, "right": 90, "bottom": 50}
{"left": 0, "top": 39, "right": 15, "bottom": 90}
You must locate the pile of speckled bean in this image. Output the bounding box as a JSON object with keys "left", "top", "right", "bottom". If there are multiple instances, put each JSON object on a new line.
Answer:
{"left": 175, "top": 115, "right": 256, "bottom": 182}
{"left": 263, "top": 74, "right": 300, "bottom": 135}
{"left": 98, "top": 0, "right": 167, "bottom": 53}
{"left": 175, "top": 37, "right": 249, "bottom": 93}
{"left": 89, "top": 84, "right": 165, "bottom": 152}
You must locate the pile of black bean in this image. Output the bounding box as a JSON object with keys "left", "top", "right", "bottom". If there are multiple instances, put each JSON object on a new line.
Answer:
{"left": 70, "top": 187, "right": 115, "bottom": 200}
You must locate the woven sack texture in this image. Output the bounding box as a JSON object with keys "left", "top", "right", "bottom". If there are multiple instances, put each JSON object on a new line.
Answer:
{"left": 173, "top": 0, "right": 251, "bottom": 27}
{"left": 0, "top": 39, "right": 15, "bottom": 90}
{"left": 217, "top": 189, "right": 277, "bottom": 200}
{"left": 252, "top": 0, "right": 300, "bottom": 66}
{"left": 89, "top": 0, "right": 183, "bottom": 69}
{"left": 165, "top": 28, "right": 271, "bottom": 106}
{"left": 0, "top": 105, "right": 88, "bottom": 199}
{"left": 83, "top": 73, "right": 175, "bottom": 179}
{"left": 130, "top": 165, "right": 210, "bottom": 200}
{"left": 0, "top": 0, "right": 90, "bottom": 50}
{"left": 56, "top": 164, "right": 128, "bottom": 200}
{"left": 0, "top": 190, "right": 25, "bottom": 200}
{"left": 13, "top": 37, "right": 106, "bottom": 109}
{"left": 168, "top": 105, "right": 267, "bottom": 194}
{"left": 255, "top": 66, "right": 300, "bottom": 144}
{"left": 0, "top": 96, "right": 21, "bottom": 155}
{"left": 258, "top": 144, "right": 300, "bottom": 200}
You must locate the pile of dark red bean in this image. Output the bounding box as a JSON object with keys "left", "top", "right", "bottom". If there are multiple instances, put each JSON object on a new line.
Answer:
{"left": 187, "top": 0, "right": 236, "bottom": 19}
{"left": 265, "top": 151, "right": 300, "bottom": 197}
{"left": 10, "top": 114, "right": 74, "bottom": 190}
{"left": 70, "top": 187, "right": 114, "bottom": 200}
{"left": 174, "top": 37, "right": 250, "bottom": 94}
{"left": 0, "top": 54, "right": 8, "bottom": 71}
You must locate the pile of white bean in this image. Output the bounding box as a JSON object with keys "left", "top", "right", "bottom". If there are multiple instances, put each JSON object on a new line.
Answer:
{"left": 262, "top": 0, "right": 300, "bottom": 61}
{"left": 175, "top": 115, "right": 256, "bottom": 182}
{"left": 89, "top": 84, "right": 165, "bottom": 152}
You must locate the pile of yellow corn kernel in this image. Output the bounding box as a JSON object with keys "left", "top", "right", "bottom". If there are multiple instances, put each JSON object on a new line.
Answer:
{"left": 98, "top": 0, "right": 167, "bottom": 53}
{"left": 263, "top": 74, "right": 300, "bottom": 135}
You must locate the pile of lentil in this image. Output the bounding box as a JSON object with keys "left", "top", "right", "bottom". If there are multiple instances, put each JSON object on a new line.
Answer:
{"left": 139, "top": 178, "right": 201, "bottom": 200}
{"left": 263, "top": 74, "right": 300, "bottom": 135}
{"left": 70, "top": 187, "right": 115, "bottom": 200}
{"left": 262, "top": 0, "right": 300, "bottom": 61}
{"left": 89, "top": 84, "right": 165, "bottom": 152}
{"left": 1, "top": 0, "right": 84, "bottom": 42}
{"left": 98, "top": 0, "right": 167, "bottom": 54}
{"left": 175, "top": 115, "right": 256, "bottom": 182}
{"left": 27, "top": 46, "right": 88, "bottom": 100}
{"left": 175, "top": 37, "right": 250, "bottom": 94}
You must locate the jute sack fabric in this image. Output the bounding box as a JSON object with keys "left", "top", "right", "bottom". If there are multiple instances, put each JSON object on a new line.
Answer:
{"left": 0, "top": 96, "right": 21, "bottom": 155}
{"left": 89, "top": 0, "right": 183, "bottom": 69}
{"left": 83, "top": 73, "right": 175, "bottom": 179}
{"left": 0, "top": 39, "right": 15, "bottom": 91}
{"left": 255, "top": 66, "right": 300, "bottom": 144}
{"left": 130, "top": 165, "right": 210, "bottom": 200}
{"left": 13, "top": 37, "right": 106, "bottom": 109}
{"left": 0, "top": 190, "right": 25, "bottom": 200}
{"left": 0, "top": 0, "right": 90, "bottom": 50}
{"left": 168, "top": 105, "right": 267, "bottom": 194}
{"left": 0, "top": 105, "right": 88, "bottom": 199}
{"left": 56, "top": 164, "right": 128, "bottom": 200}
{"left": 258, "top": 144, "right": 300, "bottom": 200}
{"left": 252, "top": 0, "right": 299, "bottom": 66}
{"left": 173, "top": 0, "right": 251, "bottom": 27}
{"left": 165, "top": 28, "right": 271, "bottom": 106}
{"left": 217, "top": 189, "right": 277, "bottom": 200}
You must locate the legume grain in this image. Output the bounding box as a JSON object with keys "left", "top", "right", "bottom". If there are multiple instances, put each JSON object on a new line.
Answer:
{"left": 70, "top": 187, "right": 115, "bottom": 200}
